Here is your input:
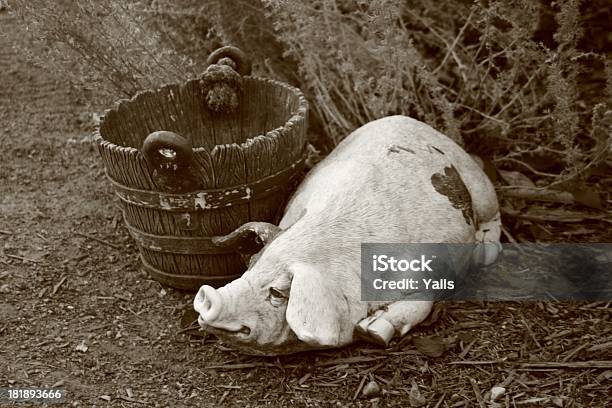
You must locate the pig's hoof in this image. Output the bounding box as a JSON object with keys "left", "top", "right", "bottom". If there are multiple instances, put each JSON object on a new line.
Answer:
{"left": 473, "top": 211, "right": 502, "bottom": 266}
{"left": 355, "top": 315, "right": 395, "bottom": 346}
{"left": 473, "top": 241, "right": 502, "bottom": 266}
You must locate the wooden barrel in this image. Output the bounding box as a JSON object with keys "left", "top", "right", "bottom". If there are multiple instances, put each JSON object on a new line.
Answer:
{"left": 93, "top": 48, "right": 308, "bottom": 290}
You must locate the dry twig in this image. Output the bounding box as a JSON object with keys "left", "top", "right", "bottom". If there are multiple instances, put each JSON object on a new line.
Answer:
{"left": 52, "top": 276, "right": 67, "bottom": 295}
{"left": 75, "top": 232, "right": 122, "bottom": 249}
{"left": 470, "top": 378, "right": 486, "bottom": 408}
{"left": 520, "top": 361, "right": 612, "bottom": 369}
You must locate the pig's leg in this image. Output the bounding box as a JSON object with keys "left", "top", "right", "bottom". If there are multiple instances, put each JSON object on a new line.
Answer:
{"left": 461, "top": 154, "right": 502, "bottom": 266}
{"left": 355, "top": 301, "right": 433, "bottom": 345}
{"left": 473, "top": 211, "right": 502, "bottom": 266}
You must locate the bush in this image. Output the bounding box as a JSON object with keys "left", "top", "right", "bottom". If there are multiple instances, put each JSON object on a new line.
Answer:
{"left": 263, "top": 0, "right": 609, "bottom": 182}
{"left": 11, "top": 0, "right": 204, "bottom": 101}
{"left": 136, "top": 0, "right": 223, "bottom": 69}
{"left": 11, "top": 0, "right": 611, "bottom": 188}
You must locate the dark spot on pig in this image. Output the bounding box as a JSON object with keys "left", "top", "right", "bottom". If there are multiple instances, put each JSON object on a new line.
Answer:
{"left": 429, "top": 145, "right": 445, "bottom": 155}
{"left": 431, "top": 165, "right": 475, "bottom": 226}
{"left": 388, "top": 144, "right": 415, "bottom": 154}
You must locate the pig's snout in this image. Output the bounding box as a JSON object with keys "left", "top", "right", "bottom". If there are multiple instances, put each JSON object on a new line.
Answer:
{"left": 194, "top": 285, "right": 250, "bottom": 334}
{"left": 194, "top": 285, "right": 222, "bottom": 323}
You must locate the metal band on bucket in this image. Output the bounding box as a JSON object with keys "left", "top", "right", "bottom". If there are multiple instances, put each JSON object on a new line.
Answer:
{"left": 107, "top": 156, "right": 305, "bottom": 211}
{"left": 140, "top": 256, "right": 243, "bottom": 290}
{"left": 123, "top": 219, "right": 236, "bottom": 255}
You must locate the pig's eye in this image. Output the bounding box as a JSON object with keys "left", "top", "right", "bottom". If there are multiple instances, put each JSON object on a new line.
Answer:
{"left": 268, "top": 287, "right": 287, "bottom": 307}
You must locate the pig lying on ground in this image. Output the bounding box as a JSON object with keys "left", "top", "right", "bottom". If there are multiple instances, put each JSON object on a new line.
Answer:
{"left": 194, "top": 115, "right": 502, "bottom": 355}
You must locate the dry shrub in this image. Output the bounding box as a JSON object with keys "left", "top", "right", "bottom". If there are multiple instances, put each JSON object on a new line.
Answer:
{"left": 10, "top": 0, "right": 201, "bottom": 102}
{"left": 259, "top": 0, "right": 610, "bottom": 186}
{"left": 136, "top": 0, "right": 221, "bottom": 69}
{"left": 10, "top": 0, "right": 612, "bottom": 189}
{"left": 202, "top": 0, "right": 298, "bottom": 83}
{"left": 201, "top": 0, "right": 610, "bottom": 188}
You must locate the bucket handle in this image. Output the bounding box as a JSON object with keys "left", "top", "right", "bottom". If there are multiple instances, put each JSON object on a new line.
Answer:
{"left": 143, "top": 131, "right": 201, "bottom": 192}
{"left": 201, "top": 46, "right": 252, "bottom": 113}
{"left": 206, "top": 46, "right": 252, "bottom": 76}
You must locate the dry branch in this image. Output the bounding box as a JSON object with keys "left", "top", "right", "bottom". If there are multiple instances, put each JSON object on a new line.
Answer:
{"left": 469, "top": 378, "right": 486, "bottom": 408}
{"left": 5, "top": 253, "right": 45, "bottom": 264}
{"left": 500, "top": 187, "right": 575, "bottom": 204}
{"left": 52, "top": 276, "right": 67, "bottom": 295}
{"left": 520, "top": 361, "right": 612, "bottom": 369}
{"left": 449, "top": 359, "right": 507, "bottom": 365}
{"left": 502, "top": 208, "right": 612, "bottom": 224}
{"left": 205, "top": 362, "right": 278, "bottom": 370}
{"left": 75, "top": 232, "right": 122, "bottom": 249}
{"left": 315, "top": 356, "right": 387, "bottom": 367}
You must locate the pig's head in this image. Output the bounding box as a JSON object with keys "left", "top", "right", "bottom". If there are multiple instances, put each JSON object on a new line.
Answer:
{"left": 193, "top": 222, "right": 355, "bottom": 355}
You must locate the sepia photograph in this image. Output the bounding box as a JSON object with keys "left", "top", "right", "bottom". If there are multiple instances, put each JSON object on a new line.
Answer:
{"left": 1, "top": 0, "right": 611, "bottom": 406}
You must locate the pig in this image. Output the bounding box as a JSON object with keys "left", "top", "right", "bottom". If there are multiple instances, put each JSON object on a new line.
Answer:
{"left": 194, "top": 115, "right": 502, "bottom": 355}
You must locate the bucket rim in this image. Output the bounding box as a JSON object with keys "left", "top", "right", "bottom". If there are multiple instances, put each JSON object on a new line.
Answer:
{"left": 93, "top": 75, "right": 308, "bottom": 155}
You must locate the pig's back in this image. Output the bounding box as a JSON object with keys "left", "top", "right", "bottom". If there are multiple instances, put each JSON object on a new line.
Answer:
{"left": 280, "top": 115, "right": 497, "bottom": 244}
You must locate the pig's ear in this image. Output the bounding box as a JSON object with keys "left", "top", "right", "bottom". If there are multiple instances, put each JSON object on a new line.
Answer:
{"left": 212, "top": 222, "right": 282, "bottom": 263}
{"left": 286, "top": 262, "right": 349, "bottom": 347}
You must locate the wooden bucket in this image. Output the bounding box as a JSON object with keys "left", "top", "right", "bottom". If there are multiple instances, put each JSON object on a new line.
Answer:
{"left": 94, "top": 47, "right": 308, "bottom": 290}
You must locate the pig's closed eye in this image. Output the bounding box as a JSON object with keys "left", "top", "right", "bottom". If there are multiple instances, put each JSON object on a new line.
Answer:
{"left": 268, "top": 287, "right": 287, "bottom": 307}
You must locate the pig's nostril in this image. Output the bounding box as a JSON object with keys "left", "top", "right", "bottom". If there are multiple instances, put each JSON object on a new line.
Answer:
{"left": 194, "top": 285, "right": 222, "bottom": 323}
{"left": 194, "top": 287, "right": 208, "bottom": 314}
{"left": 239, "top": 326, "right": 251, "bottom": 336}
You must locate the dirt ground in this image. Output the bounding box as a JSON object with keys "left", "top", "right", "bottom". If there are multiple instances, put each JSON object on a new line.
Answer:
{"left": 1, "top": 10, "right": 611, "bottom": 408}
